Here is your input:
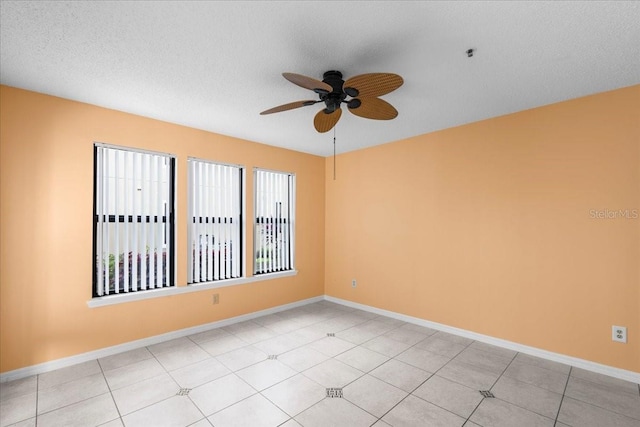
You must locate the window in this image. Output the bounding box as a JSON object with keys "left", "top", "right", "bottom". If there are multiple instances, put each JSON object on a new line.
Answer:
{"left": 254, "top": 169, "right": 295, "bottom": 274}
{"left": 93, "top": 144, "right": 176, "bottom": 297}
{"left": 188, "top": 159, "right": 243, "bottom": 283}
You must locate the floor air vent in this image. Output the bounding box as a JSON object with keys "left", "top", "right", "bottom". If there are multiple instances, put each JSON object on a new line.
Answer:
{"left": 177, "top": 388, "right": 191, "bottom": 396}
{"left": 326, "top": 387, "right": 343, "bottom": 398}
{"left": 327, "top": 333, "right": 336, "bottom": 337}
{"left": 268, "top": 355, "right": 278, "bottom": 360}
{"left": 479, "top": 390, "right": 495, "bottom": 398}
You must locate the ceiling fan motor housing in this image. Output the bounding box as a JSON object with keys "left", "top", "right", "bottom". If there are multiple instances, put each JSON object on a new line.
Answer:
{"left": 321, "top": 71, "right": 350, "bottom": 113}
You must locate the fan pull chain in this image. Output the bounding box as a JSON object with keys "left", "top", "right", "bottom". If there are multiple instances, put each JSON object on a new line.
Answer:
{"left": 333, "top": 127, "right": 336, "bottom": 181}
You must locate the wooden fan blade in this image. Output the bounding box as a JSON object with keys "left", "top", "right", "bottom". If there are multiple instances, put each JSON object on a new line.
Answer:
{"left": 283, "top": 73, "right": 332, "bottom": 93}
{"left": 348, "top": 97, "right": 398, "bottom": 120}
{"left": 260, "top": 100, "right": 316, "bottom": 115}
{"left": 314, "top": 108, "right": 342, "bottom": 133}
{"left": 343, "top": 73, "right": 403, "bottom": 98}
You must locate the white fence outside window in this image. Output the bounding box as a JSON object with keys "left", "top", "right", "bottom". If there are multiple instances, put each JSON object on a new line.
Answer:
{"left": 254, "top": 169, "right": 295, "bottom": 275}
{"left": 93, "top": 144, "right": 175, "bottom": 297}
{"left": 188, "top": 159, "right": 243, "bottom": 284}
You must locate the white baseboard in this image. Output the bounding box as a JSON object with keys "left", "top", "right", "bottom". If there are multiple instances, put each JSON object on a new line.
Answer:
{"left": 0, "top": 296, "right": 323, "bottom": 383}
{"left": 324, "top": 295, "right": 640, "bottom": 384}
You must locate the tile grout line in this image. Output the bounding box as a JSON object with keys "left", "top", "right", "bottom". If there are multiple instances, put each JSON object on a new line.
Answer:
{"left": 569, "top": 371, "right": 640, "bottom": 398}
{"left": 368, "top": 371, "right": 438, "bottom": 424}
{"left": 337, "top": 340, "right": 422, "bottom": 395}
{"left": 201, "top": 372, "right": 263, "bottom": 420}
{"left": 199, "top": 320, "right": 331, "bottom": 424}
{"left": 35, "top": 373, "right": 40, "bottom": 427}
{"left": 32, "top": 363, "right": 115, "bottom": 423}
{"left": 97, "top": 357, "right": 125, "bottom": 426}
{"left": 368, "top": 336, "right": 477, "bottom": 424}
{"left": 111, "top": 344, "right": 194, "bottom": 422}
{"left": 186, "top": 391, "right": 212, "bottom": 425}
{"left": 244, "top": 310, "right": 379, "bottom": 420}
{"left": 260, "top": 319, "right": 410, "bottom": 424}
{"left": 486, "top": 372, "right": 566, "bottom": 422}
{"left": 173, "top": 338, "right": 216, "bottom": 427}
{"left": 553, "top": 366, "right": 572, "bottom": 427}
{"left": 183, "top": 309, "right": 373, "bottom": 407}
{"left": 488, "top": 352, "right": 566, "bottom": 424}
{"left": 553, "top": 383, "right": 640, "bottom": 423}
{"left": 207, "top": 311, "right": 370, "bottom": 365}
{"left": 460, "top": 347, "right": 519, "bottom": 425}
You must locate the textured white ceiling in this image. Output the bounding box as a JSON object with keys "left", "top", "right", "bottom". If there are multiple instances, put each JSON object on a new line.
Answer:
{"left": 1, "top": 1, "right": 639, "bottom": 157}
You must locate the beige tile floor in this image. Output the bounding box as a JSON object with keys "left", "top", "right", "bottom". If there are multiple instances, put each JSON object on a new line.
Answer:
{"left": 1, "top": 301, "right": 639, "bottom": 427}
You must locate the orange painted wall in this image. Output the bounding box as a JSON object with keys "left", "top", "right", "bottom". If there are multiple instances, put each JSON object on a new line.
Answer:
{"left": 2, "top": 84, "right": 638, "bottom": 375}
{"left": 325, "top": 85, "right": 640, "bottom": 372}
{"left": 0, "top": 86, "right": 325, "bottom": 373}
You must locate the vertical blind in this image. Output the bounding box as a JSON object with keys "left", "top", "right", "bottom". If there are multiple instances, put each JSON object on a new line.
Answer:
{"left": 93, "top": 144, "right": 175, "bottom": 297}
{"left": 254, "top": 169, "right": 295, "bottom": 274}
{"left": 188, "top": 159, "right": 243, "bottom": 283}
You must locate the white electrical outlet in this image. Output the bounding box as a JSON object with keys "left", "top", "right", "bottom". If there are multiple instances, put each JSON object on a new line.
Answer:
{"left": 612, "top": 325, "right": 627, "bottom": 343}
{"left": 352, "top": 279, "right": 357, "bottom": 288}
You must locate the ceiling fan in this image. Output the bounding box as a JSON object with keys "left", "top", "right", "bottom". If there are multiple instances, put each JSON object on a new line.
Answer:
{"left": 260, "top": 71, "right": 403, "bottom": 133}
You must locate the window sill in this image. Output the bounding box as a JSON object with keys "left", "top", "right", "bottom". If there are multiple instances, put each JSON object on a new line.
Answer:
{"left": 87, "top": 270, "right": 298, "bottom": 308}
